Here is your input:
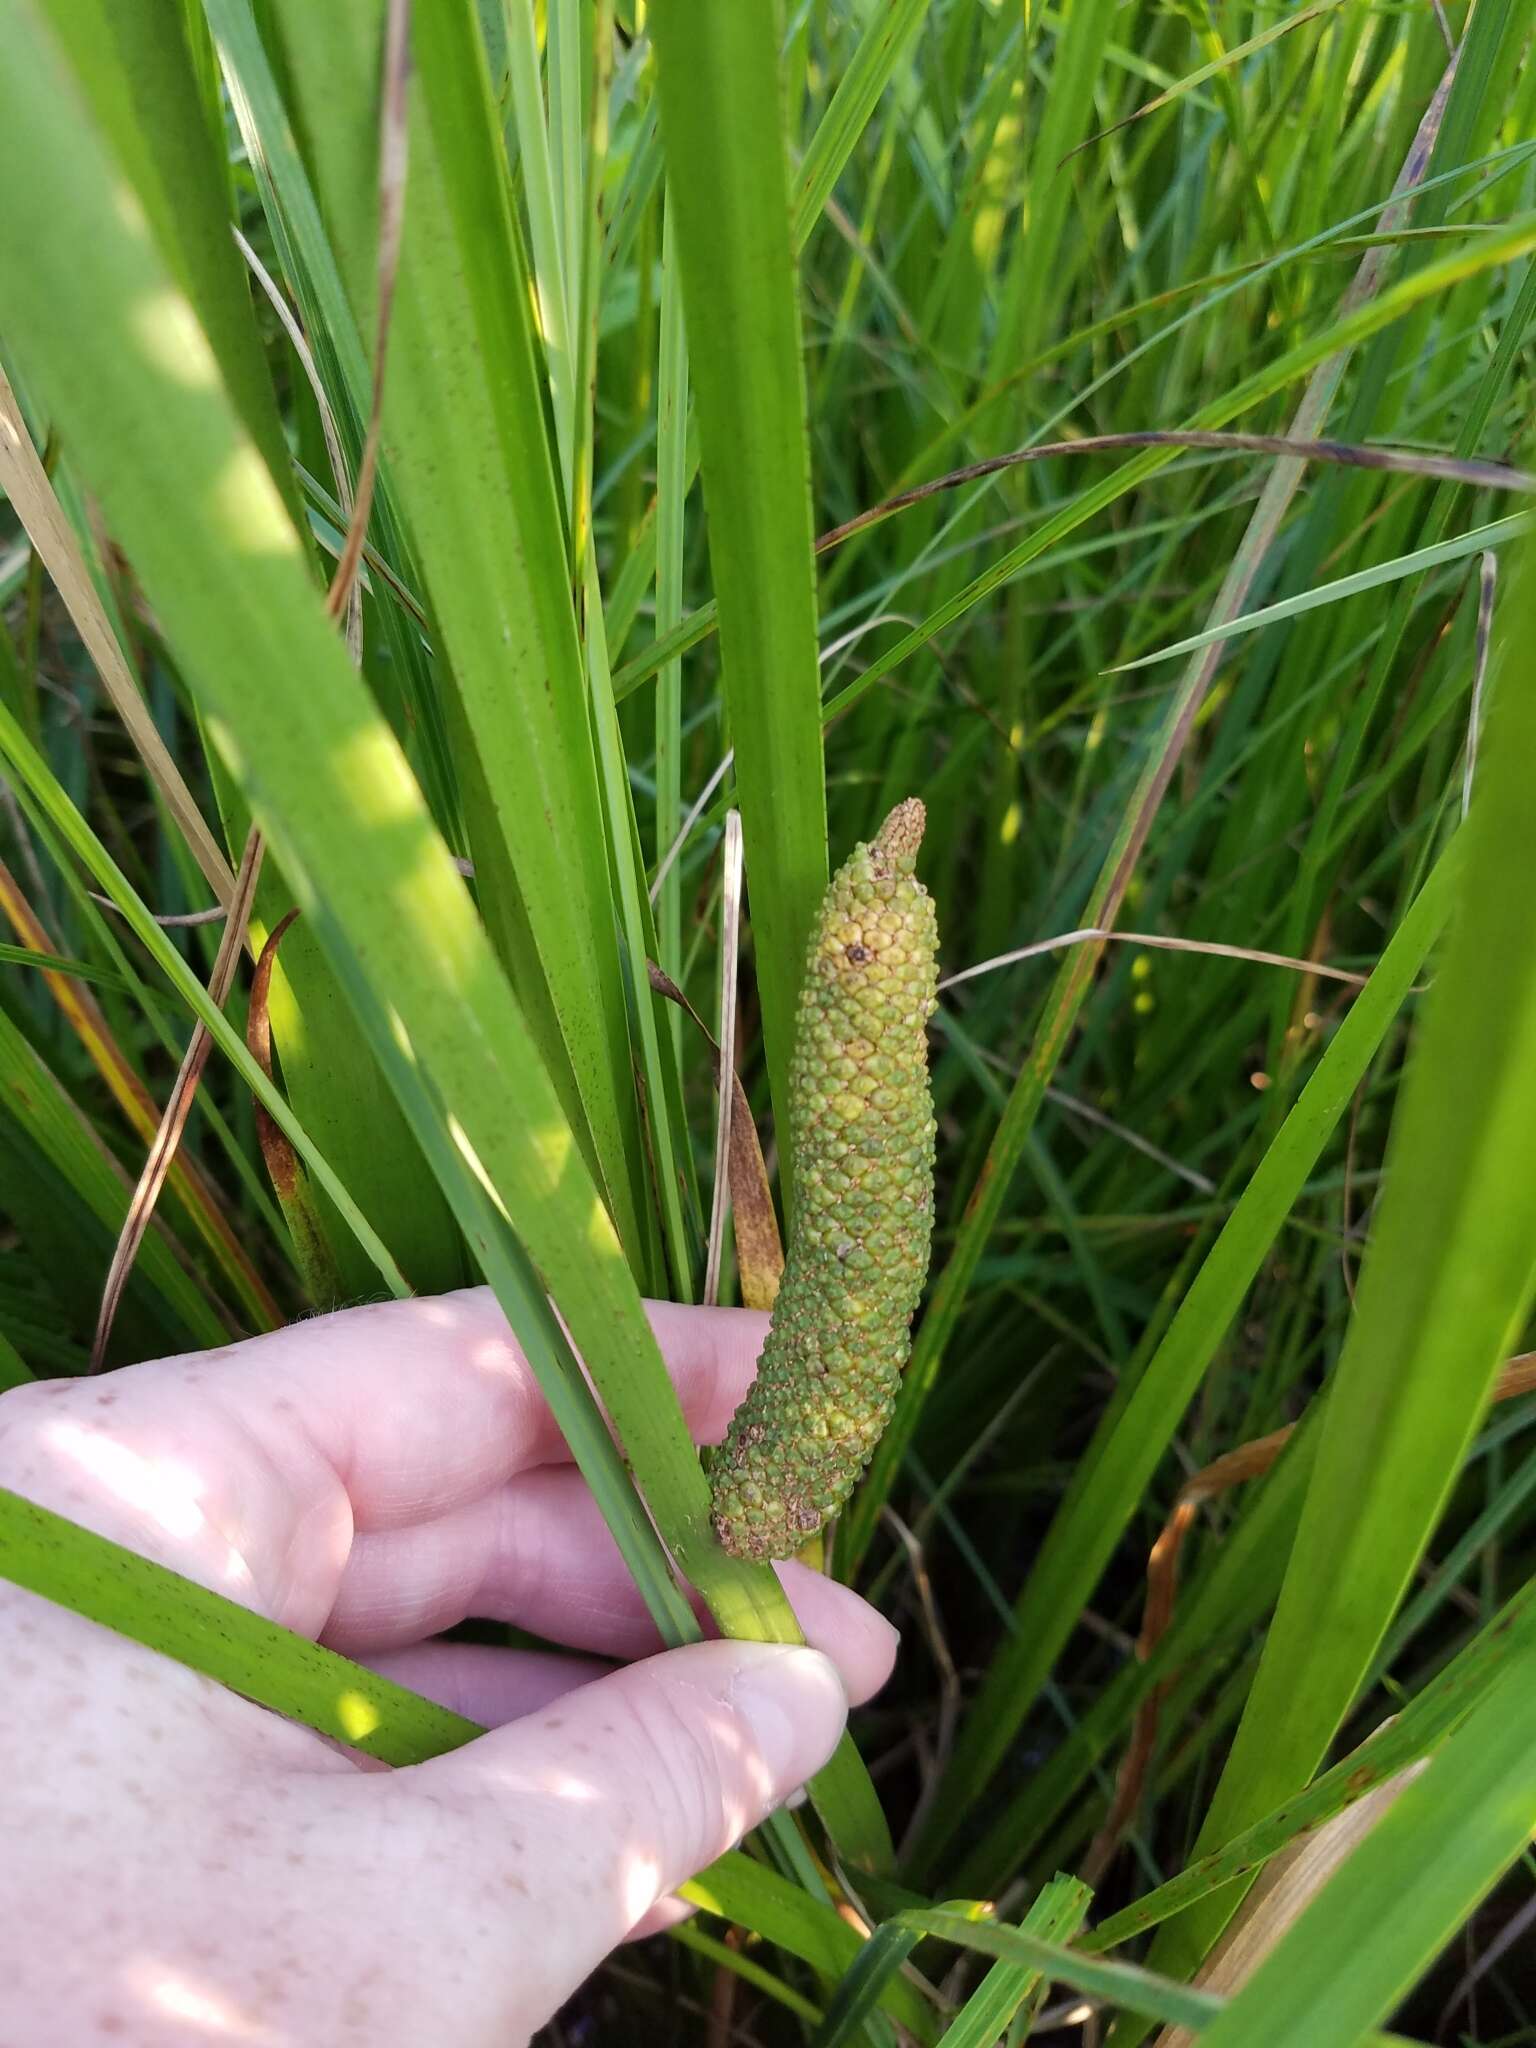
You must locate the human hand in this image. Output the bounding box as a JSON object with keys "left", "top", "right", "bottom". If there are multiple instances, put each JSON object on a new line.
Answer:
{"left": 0, "top": 1290, "right": 897, "bottom": 2045}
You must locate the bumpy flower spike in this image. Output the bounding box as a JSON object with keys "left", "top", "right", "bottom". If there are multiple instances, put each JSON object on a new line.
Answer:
{"left": 711, "top": 800, "right": 938, "bottom": 1561}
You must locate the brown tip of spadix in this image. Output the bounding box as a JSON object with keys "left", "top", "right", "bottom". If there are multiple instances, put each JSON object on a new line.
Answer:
{"left": 873, "top": 797, "right": 926, "bottom": 868}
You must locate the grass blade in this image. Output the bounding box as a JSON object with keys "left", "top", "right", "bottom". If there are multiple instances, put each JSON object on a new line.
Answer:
{"left": 793, "top": 0, "right": 930, "bottom": 250}
{"left": 680, "top": 1857, "right": 938, "bottom": 2043}
{"left": 1110, "top": 512, "right": 1528, "bottom": 675}
{"left": 1194, "top": 1591, "right": 1536, "bottom": 2048}
{"left": 935, "top": 1875, "right": 1093, "bottom": 2047}
{"left": 1086, "top": 1573, "right": 1536, "bottom": 1952}
{"left": 1143, "top": 541, "right": 1536, "bottom": 1985}
{"left": 844, "top": 72, "right": 1489, "bottom": 1584}
{"left": 906, "top": 842, "right": 1457, "bottom": 1878}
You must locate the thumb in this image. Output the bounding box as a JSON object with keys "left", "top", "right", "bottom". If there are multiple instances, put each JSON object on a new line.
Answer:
{"left": 399, "top": 1639, "right": 848, "bottom": 2022}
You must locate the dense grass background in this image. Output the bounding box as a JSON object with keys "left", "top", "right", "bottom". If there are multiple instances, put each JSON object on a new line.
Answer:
{"left": 4, "top": 0, "right": 1536, "bottom": 2039}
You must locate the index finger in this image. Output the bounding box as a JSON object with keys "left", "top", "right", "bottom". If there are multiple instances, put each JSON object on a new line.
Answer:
{"left": 0, "top": 1290, "right": 770, "bottom": 1577}
{"left": 219, "top": 1288, "right": 772, "bottom": 1530}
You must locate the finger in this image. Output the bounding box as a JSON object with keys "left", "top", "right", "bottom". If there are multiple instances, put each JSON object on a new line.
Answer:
{"left": 0, "top": 1293, "right": 771, "bottom": 1628}
{"left": 391, "top": 1640, "right": 848, "bottom": 2025}
{"left": 363, "top": 1641, "right": 610, "bottom": 1725}
{"left": 215, "top": 1290, "right": 771, "bottom": 1525}
{"left": 349, "top": 1645, "right": 702, "bottom": 1945}
{"left": 325, "top": 1469, "right": 900, "bottom": 1703}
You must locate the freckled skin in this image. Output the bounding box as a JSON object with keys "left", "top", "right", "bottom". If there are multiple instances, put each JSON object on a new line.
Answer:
{"left": 711, "top": 800, "right": 938, "bottom": 1561}
{"left": 0, "top": 1576, "right": 456, "bottom": 2046}
{"left": 0, "top": 1294, "right": 898, "bottom": 2047}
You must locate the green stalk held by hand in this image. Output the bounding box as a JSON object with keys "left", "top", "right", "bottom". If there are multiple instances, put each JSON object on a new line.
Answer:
{"left": 712, "top": 800, "right": 938, "bottom": 1561}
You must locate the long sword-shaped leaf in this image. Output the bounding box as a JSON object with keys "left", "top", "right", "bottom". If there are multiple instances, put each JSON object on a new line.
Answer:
{"left": 0, "top": 1485, "right": 481, "bottom": 1763}
{"left": 43, "top": 0, "right": 465, "bottom": 1297}
{"left": 265, "top": 0, "right": 648, "bottom": 1268}
{"left": 649, "top": 0, "right": 828, "bottom": 1207}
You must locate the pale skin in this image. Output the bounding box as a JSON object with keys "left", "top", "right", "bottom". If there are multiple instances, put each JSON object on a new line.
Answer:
{"left": 0, "top": 1289, "right": 898, "bottom": 2046}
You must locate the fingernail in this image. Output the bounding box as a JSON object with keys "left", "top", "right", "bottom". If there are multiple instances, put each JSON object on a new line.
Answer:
{"left": 725, "top": 1644, "right": 848, "bottom": 1796}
